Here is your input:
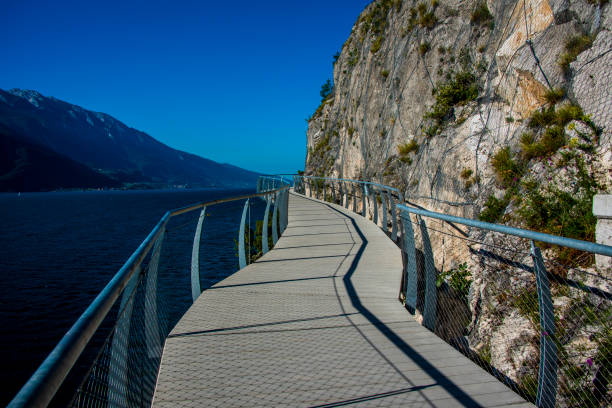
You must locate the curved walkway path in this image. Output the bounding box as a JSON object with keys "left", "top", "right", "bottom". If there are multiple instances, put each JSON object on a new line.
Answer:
{"left": 153, "top": 193, "right": 531, "bottom": 407}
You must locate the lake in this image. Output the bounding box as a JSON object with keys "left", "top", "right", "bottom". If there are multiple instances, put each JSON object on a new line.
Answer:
{"left": 0, "top": 188, "right": 267, "bottom": 405}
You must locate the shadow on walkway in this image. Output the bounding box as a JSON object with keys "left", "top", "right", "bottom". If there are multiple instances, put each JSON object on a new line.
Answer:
{"left": 313, "top": 196, "right": 484, "bottom": 408}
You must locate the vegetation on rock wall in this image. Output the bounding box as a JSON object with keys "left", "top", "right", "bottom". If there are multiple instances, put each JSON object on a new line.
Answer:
{"left": 559, "top": 34, "right": 594, "bottom": 75}
{"left": 319, "top": 79, "right": 333, "bottom": 101}
{"left": 436, "top": 262, "right": 472, "bottom": 302}
{"left": 423, "top": 68, "right": 480, "bottom": 137}
{"left": 397, "top": 139, "right": 419, "bottom": 164}
{"left": 404, "top": 0, "right": 439, "bottom": 34}
{"left": 470, "top": 1, "right": 494, "bottom": 28}
{"left": 359, "top": 0, "right": 402, "bottom": 53}
{"left": 480, "top": 96, "right": 604, "bottom": 266}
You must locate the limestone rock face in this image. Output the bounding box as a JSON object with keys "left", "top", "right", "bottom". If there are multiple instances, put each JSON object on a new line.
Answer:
{"left": 305, "top": 0, "right": 611, "bottom": 395}
{"left": 490, "top": 311, "right": 538, "bottom": 382}
{"left": 305, "top": 0, "right": 611, "bottom": 260}
{"left": 306, "top": 0, "right": 610, "bottom": 199}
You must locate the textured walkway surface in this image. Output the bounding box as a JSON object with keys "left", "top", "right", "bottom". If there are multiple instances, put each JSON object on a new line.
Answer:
{"left": 153, "top": 193, "right": 530, "bottom": 407}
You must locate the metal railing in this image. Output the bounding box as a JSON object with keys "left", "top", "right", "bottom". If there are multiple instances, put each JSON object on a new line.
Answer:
{"left": 398, "top": 204, "right": 612, "bottom": 408}
{"left": 8, "top": 176, "right": 290, "bottom": 408}
{"left": 292, "top": 175, "right": 611, "bottom": 408}
{"left": 295, "top": 175, "right": 404, "bottom": 242}
{"left": 11, "top": 171, "right": 611, "bottom": 408}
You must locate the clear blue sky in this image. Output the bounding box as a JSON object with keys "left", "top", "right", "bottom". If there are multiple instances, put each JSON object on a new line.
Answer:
{"left": 1, "top": 0, "right": 371, "bottom": 174}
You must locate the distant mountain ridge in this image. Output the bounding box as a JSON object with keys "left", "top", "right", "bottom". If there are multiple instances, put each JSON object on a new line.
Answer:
{"left": 0, "top": 89, "right": 259, "bottom": 191}
{"left": 0, "top": 129, "right": 122, "bottom": 192}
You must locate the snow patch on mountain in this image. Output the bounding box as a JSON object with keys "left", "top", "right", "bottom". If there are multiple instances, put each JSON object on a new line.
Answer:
{"left": 8, "top": 89, "right": 43, "bottom": 108}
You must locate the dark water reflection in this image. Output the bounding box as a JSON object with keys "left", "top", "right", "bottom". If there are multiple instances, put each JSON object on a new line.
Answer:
{"left": 0, "top": 188, "right": 267, "bottom": 405}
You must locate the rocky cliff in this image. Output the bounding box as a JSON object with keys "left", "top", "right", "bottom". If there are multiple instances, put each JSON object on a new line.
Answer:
{"left": 305, "top": 0, "right": 611, "bottom": 402}
{"left": 306, "top": 0, "right": 610, "bottom": 208}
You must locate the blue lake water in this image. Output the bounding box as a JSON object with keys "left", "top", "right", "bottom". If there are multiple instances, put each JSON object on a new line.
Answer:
{"left": 0, "top": 188, "right": 266, "bottom": 405}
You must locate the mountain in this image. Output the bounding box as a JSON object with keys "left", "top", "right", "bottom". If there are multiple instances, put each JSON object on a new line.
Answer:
{"left": 0, "top": 89, "right": 260, "bottom": 190}
{"left": 0, "top": 126, "right": 121, "bottom": 192}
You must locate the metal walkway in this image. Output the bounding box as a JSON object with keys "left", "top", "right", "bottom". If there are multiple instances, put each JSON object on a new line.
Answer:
{"left": 152, "top": 193, "right": 531, "bottom": 407}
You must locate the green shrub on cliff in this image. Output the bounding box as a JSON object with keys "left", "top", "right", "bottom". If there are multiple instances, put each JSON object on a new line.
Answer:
{"left": 360, "top": 0, "right": 402, "bottom": 54}
{"left": 470, "top": 2, "right": 493, "bottom": 27}
{"left": 425, "top": 70, "right": 479, "bottom": 124}
{"left": 436, "top": 262, "right": 472, "bottom": 302}
{"left": 419, "top": 42, "right": 431, "bottom": 55}
{"left": 397, "top": 139, "right": 419, "bottom": 165}
{"left": 479, "top": 194, "right": 509, "bottom": 223}
{"left": 398, "top": 139, "right": 419, "bottom": 156}
{"left": 491, "top": 147, "right": 524, "bottom": 188}
{"left": 544, "top": 87, "right": 565, "bottom": 105}
{"left": 480, "top": 97, "right": 603, "bottom": 266}
{"left": 320, "top": 79, "right": 333, "bottom": 102}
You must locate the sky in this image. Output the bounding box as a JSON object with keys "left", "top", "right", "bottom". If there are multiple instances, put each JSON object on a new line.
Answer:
{"left": 1, "top": 0, "right": 372, "bottom": 174}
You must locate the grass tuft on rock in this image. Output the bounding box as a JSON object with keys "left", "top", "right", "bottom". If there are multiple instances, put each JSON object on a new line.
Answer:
{"left": 471, "top": 2, "right": 493, "bottom": 27}
{"left": 559, "top": 34, "right": 594, "bottom": 74}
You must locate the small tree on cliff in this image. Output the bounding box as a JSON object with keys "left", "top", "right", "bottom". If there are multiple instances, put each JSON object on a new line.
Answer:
{"left": 320, "top": 79, "right": 333, "bottom": 102}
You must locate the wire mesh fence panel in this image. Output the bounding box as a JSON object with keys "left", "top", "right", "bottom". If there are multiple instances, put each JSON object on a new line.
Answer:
{"left": 5, "top": 177, "right": 292, "bottom": 408}
{"left": 399, "top": 209, "right": 611, "bottom": 408}
{"left": 545, "top": 260, "right": 611, "bottom": 408}
{"left": 71, "top": 235, "right": 170, "bottom": 408}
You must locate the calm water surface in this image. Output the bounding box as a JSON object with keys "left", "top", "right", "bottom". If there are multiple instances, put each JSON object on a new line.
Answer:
{"left": 0, "top": 188, "right": 262, "bottom": 405}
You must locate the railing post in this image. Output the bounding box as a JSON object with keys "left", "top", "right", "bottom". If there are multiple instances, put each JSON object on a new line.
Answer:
{"left": 343, "top": 182, "right": 349, "bottom": 209}
{"left": 238, "top": 199, "right": 249, "bottom": 269}
{"left": 262, "top": 197, "right": 271, "bottom": 254}
{"left": 372, "top": 188, "right": 379, "bottom": 225}
{"left": 399, "top": 212, "right": 418, "bottom": 312}
{"left": 315, "top": 178, "right": 320, "bottom": 199}
{"left": 145, "top": 229, "right": 165, "bottom": 358}
{"left": 283, "top": 188, "right": 289, "bottom": 232}
{"left": 352, "top": 183, "right": 357, "bottom": 213}
{"left": 418, "top": 215, "right": 437, "bottom": 331}
{"left": 331, "top": 180, "right": 336, "bottom": 203}
{"left": 279, "top": 190, "right": 285, "bottom": 233}
{"left": 390, "top": 193, "right": 398, "bottom": 241}
{"left": 531, "top": 241, "right": 558, "bottom": 408}
{"left": 272, "top": 192, "right": 279, "bottom": 245}
{"left": 308, "top": 179, "right": 312, "bottom": 197}
{"left": 323, "top": 180, "right": 327, "bottom": 202}
{"left": 381, "top": 190, "right": 389, "bottom": 233}
{"left": 190, "top": 207, "right": 206, "bottom": 302}
{"left": 362, "top": 184, "right": 367, "bottom": 217}
{"left": 107, "top": 265, "right": 140, "bottom": 408}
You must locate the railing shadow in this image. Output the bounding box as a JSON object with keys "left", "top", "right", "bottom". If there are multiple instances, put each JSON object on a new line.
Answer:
{"left": 309, "top": 196, "right": 486, "bottom": 408}
{"left": 167, "top": 312, "right": 360, "bottom": 338}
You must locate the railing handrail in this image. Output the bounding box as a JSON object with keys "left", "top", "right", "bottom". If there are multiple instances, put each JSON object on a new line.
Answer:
{"left": 299, "top": 175, "right": 404, "bottom": 197}
{"left": 295, "top": 173, "right": 612, "bottom": 256}
{"left": 397, "top": 204, "right": 612, "bottom": 257}
{"left": 170, "top": 189, "right": 288, "bottom": 217}
{"left": 258, "top": 174, "right": 294, "bottom": 184}
{"left": 8, "top": 180, "right": 291, "bottom": 408}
